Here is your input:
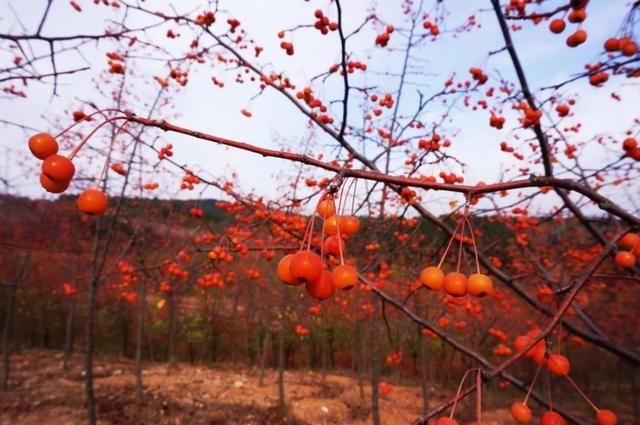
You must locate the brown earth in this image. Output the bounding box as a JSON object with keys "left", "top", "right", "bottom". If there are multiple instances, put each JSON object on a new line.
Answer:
{"left": 0, "top": 350, "right": 513, "bottom": 425}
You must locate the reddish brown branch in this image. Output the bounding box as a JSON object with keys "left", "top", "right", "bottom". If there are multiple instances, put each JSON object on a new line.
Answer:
{"left": 125, "top": 113, "right": 640, "bottom": 227}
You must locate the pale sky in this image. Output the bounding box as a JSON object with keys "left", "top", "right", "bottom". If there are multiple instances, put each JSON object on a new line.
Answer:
{"left": 1, "top": 0, "right": 638, "bottom": 216}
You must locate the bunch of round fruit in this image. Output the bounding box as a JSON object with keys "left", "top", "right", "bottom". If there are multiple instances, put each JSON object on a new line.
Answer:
{"left": 28, "top": 133, "right": 108, "bottom": 215}
{"left": 276, "top": 250, "right": 358, "bottom": 300}
{"left": 419, "top": 266, "right": 493, "bottom": 297}
{"left": 614, "top": 232, "right": 639, "bottom": 268}
{"left": 275, "top": 193, "right": 362, "bottom": 300}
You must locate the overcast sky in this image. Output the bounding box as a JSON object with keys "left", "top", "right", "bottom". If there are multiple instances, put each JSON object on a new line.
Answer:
{"left": 1, "top": 0, "right": 638, "bottom": 216}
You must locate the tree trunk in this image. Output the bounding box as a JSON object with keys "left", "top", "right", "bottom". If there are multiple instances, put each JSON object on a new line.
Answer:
{"left": 414, "top": 296, "right": 429, "bottom": 411}
{"left": 63, "top": 297, "right": 77, "bottom": 371}
{"left": 278, "top": 287, "right": 288, "bottom": 415}
{"left": 167, "top": 291, "right": 177, "bottom": 367}
{"left": 85, "top": 277, "right": 98, "bottom": 425}
{"left": 630, "top": 365, "right": 640, "bottom": 425}
{"left": 1, "top": 282, "right": 17, "bottom": 390}
{"left": 121, "top": 303, "right": 129, "bottom": 358}
{"left": 258, "top": 330, "right": 270, "bottom": 387}
{"left": 135, "top": 278, "right": 145, "bottom": 406}
{"left": 358, "top": 320, "right": 365, "bottom": 402}
{"left": 371, "top": 298, "right": 381, "bottom": 425}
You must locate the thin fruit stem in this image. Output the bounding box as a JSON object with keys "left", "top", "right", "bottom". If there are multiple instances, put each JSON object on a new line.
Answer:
{"left": 54, "top": 108, "right": 125, "bottom": 139}
{"left": 68, "top": 116, "right": 129, "bottom": 160}
{"left": 456, "top": 217, "right": 466, "bottom": 273}
{"left": 465, "top": 217, "right": 481, "bottom": 275}
{"left": 335, "top": 190, "right": 345, "bottom": 265}
{"left": 306, "top": 212, "right": 317, "bottom": 252}
{"left": 564, "top": 373, "right": 599, "bottom": 412}
{"left": 319, "top": 210, "right": 326, "bottom": 261}
{"left": 450, "top": 368, "right": 477, "bottom": 419}
{"left": 350, "top": 179, "right": 358, "bottom": 214}
{"left": 524, "top": 358, "right": 544, "bottom": 405}
{"left": 437, "top": 218, "right": 464, "bottom": 269}
{"left": 97, "top": 120, "right": 130, "bottom": 183}
{"left": 301, "top": 205, "right": 316, "bottom": 251}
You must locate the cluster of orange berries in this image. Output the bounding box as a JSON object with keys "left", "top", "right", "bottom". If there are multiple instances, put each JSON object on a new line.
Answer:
{"left": 179, "top": 172, "right": 200, "bottom": 191}
{"left": 384, "top": 352, "right": 402, "bottom": 366}
{"left": 622, "top": 137, "right": 640, "bottom": 161}
{"left": 106, "top": 52, "right": 125, "bottom": 74}
{"left": 419, "top": 267, "right": 493, "bottom": 298}
{"left": 162, "top": 261, "right": 188, "bottom": 280}
{"left": 62, "top": 282, "right": 77, "bottom": 297}
{"left": 379, "top": 381, "right": 394, "bottom": 396}
{"left": 295, "top": 87, "right": 328, "bottom": 113}
{"left": 614, "top": 232, "right": 640, "bottom": 268}
{"left": 307, "top": 305, "right": 322, "bottom": 316}
{"left": 517, "top": 101, "right": 542, "bottom": 128}
{"left": 489, "top": 114, "right": 506, "bottom": 129}
{"left": 208, "top": 246, "right": 234, "bottom": 263}
{"left": 28, "top": 132, "right": 108, "bottom": 215}
{"left": 604, "top": 36, "right": 638, "bottom": 57}
{"left": 195, "top": 11, "right": 215, "bottom": 27}
{"left": 509, "top": 330, "right": 617, "bottom": 424}
{"left": 110, "top": 163, "right": 127, "bottom": 176}
{"left": 375, "top": 24, "right": 394, "bottom": 47}
{"left": 157, "top": 143, "right": 174, "bottom": 160}
{"left": 190, "top": 207, "right": 204, "bottom": 217}
{"left": 294, "top": 324, "right": 310, "bottom": 337}
{"left": 159, "top": 281, "right": 172, "bottom": 293}
{"left": 313, "top": 9, "right": 338, "bottom": 34}
{"left": 422, "top": 20, "right": 439, "bottom": 36}
{"left": 547, "top": 2, "right": 589, "bottom": 48}
{"left": 276, "top": 194, "right": 361, "bottom": 301}
{"left": 196, "top": 272, "right": 224, "bottom": 289}
{"left": 279, "top": 41, "right": 294, "bottom": 55}
{"left": 469, "top": 67, "right": 488, "bottom": 85}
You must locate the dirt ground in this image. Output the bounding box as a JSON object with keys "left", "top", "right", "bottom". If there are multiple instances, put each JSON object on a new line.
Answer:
{"left": 0, "top": 350, "right": 513, "bottom": 425}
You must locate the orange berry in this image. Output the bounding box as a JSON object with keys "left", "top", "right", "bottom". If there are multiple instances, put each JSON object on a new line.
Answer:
{"left": 619, "top": 232, "right": 640, "bottom": 250}
{"left": 514, "top": 335, "right": 532, "bottom": 353}
{"left": 332, "top": 264, "right": 358, "bottom": 290}
{"left": 28, "top": 133, "right": 59, "bottom": 160}
{"left": 596, "top": 410, "right": 617, "bottom": 425}
{"left": 540, "top": 411, "right": 566, "bottom": 425}
{"left": 42, "top": 154, "right": 75, "bottom": 183}
{"left": 339, "top": 215, "right": 361, "bottom": 234}
{"left": 567, "top": 8, "right": 586, "bottom": 23}
{"left": 306, "top": 269, "right": 335, "bottom": 300}
{"left": 621, "top": 39, "right": 638, "bottom": 56}
{"left": 443, "top": 272, "right": 467, "bottom": 297}
{"left": 466, "top": 273, "right": 493, "bottom": 297}
{"left": 323, "top": 215, "right": 340, "bottom": 235}
{"left": 546, "top": 354, "right": 570, "bottom": 376}
{"left": 39, "top": 173, "right": 69, "bottom": 194}
{"left": 77, "top": 188, "right": 108, "bottom": 215}
{"left": 289, "top": 251, "right": 323, "bottom": 284}
{"left": 323, "top": 236, "right": 345, "bottom": 256}
{"left": 615, "top": 251, "right": 636, "bottom": 268}
{"left": 530, "top": 345, "right": 547, "bottom": 365}
{"left": 604, "top": 38, "right": 620, "bottom": 52}
{"left": 549, "top": 19, "right": 565, "bottom": 34}
{"left": 316, "top": 198, "right": 336, "bottom": 217}
{"left": 511, "top": 402, "right": 532, "bottom": 423}
{"left": 420, "top": 266, "right": 445, "bottom": 290}
{"left": 566, "top": 29, "right": 587, "bottom": 47}
{"left": 276, "top": 254, "right": 298, "bottom": 285}
{"left": 622, "top": 137, "right": 637, "bottom": 152}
